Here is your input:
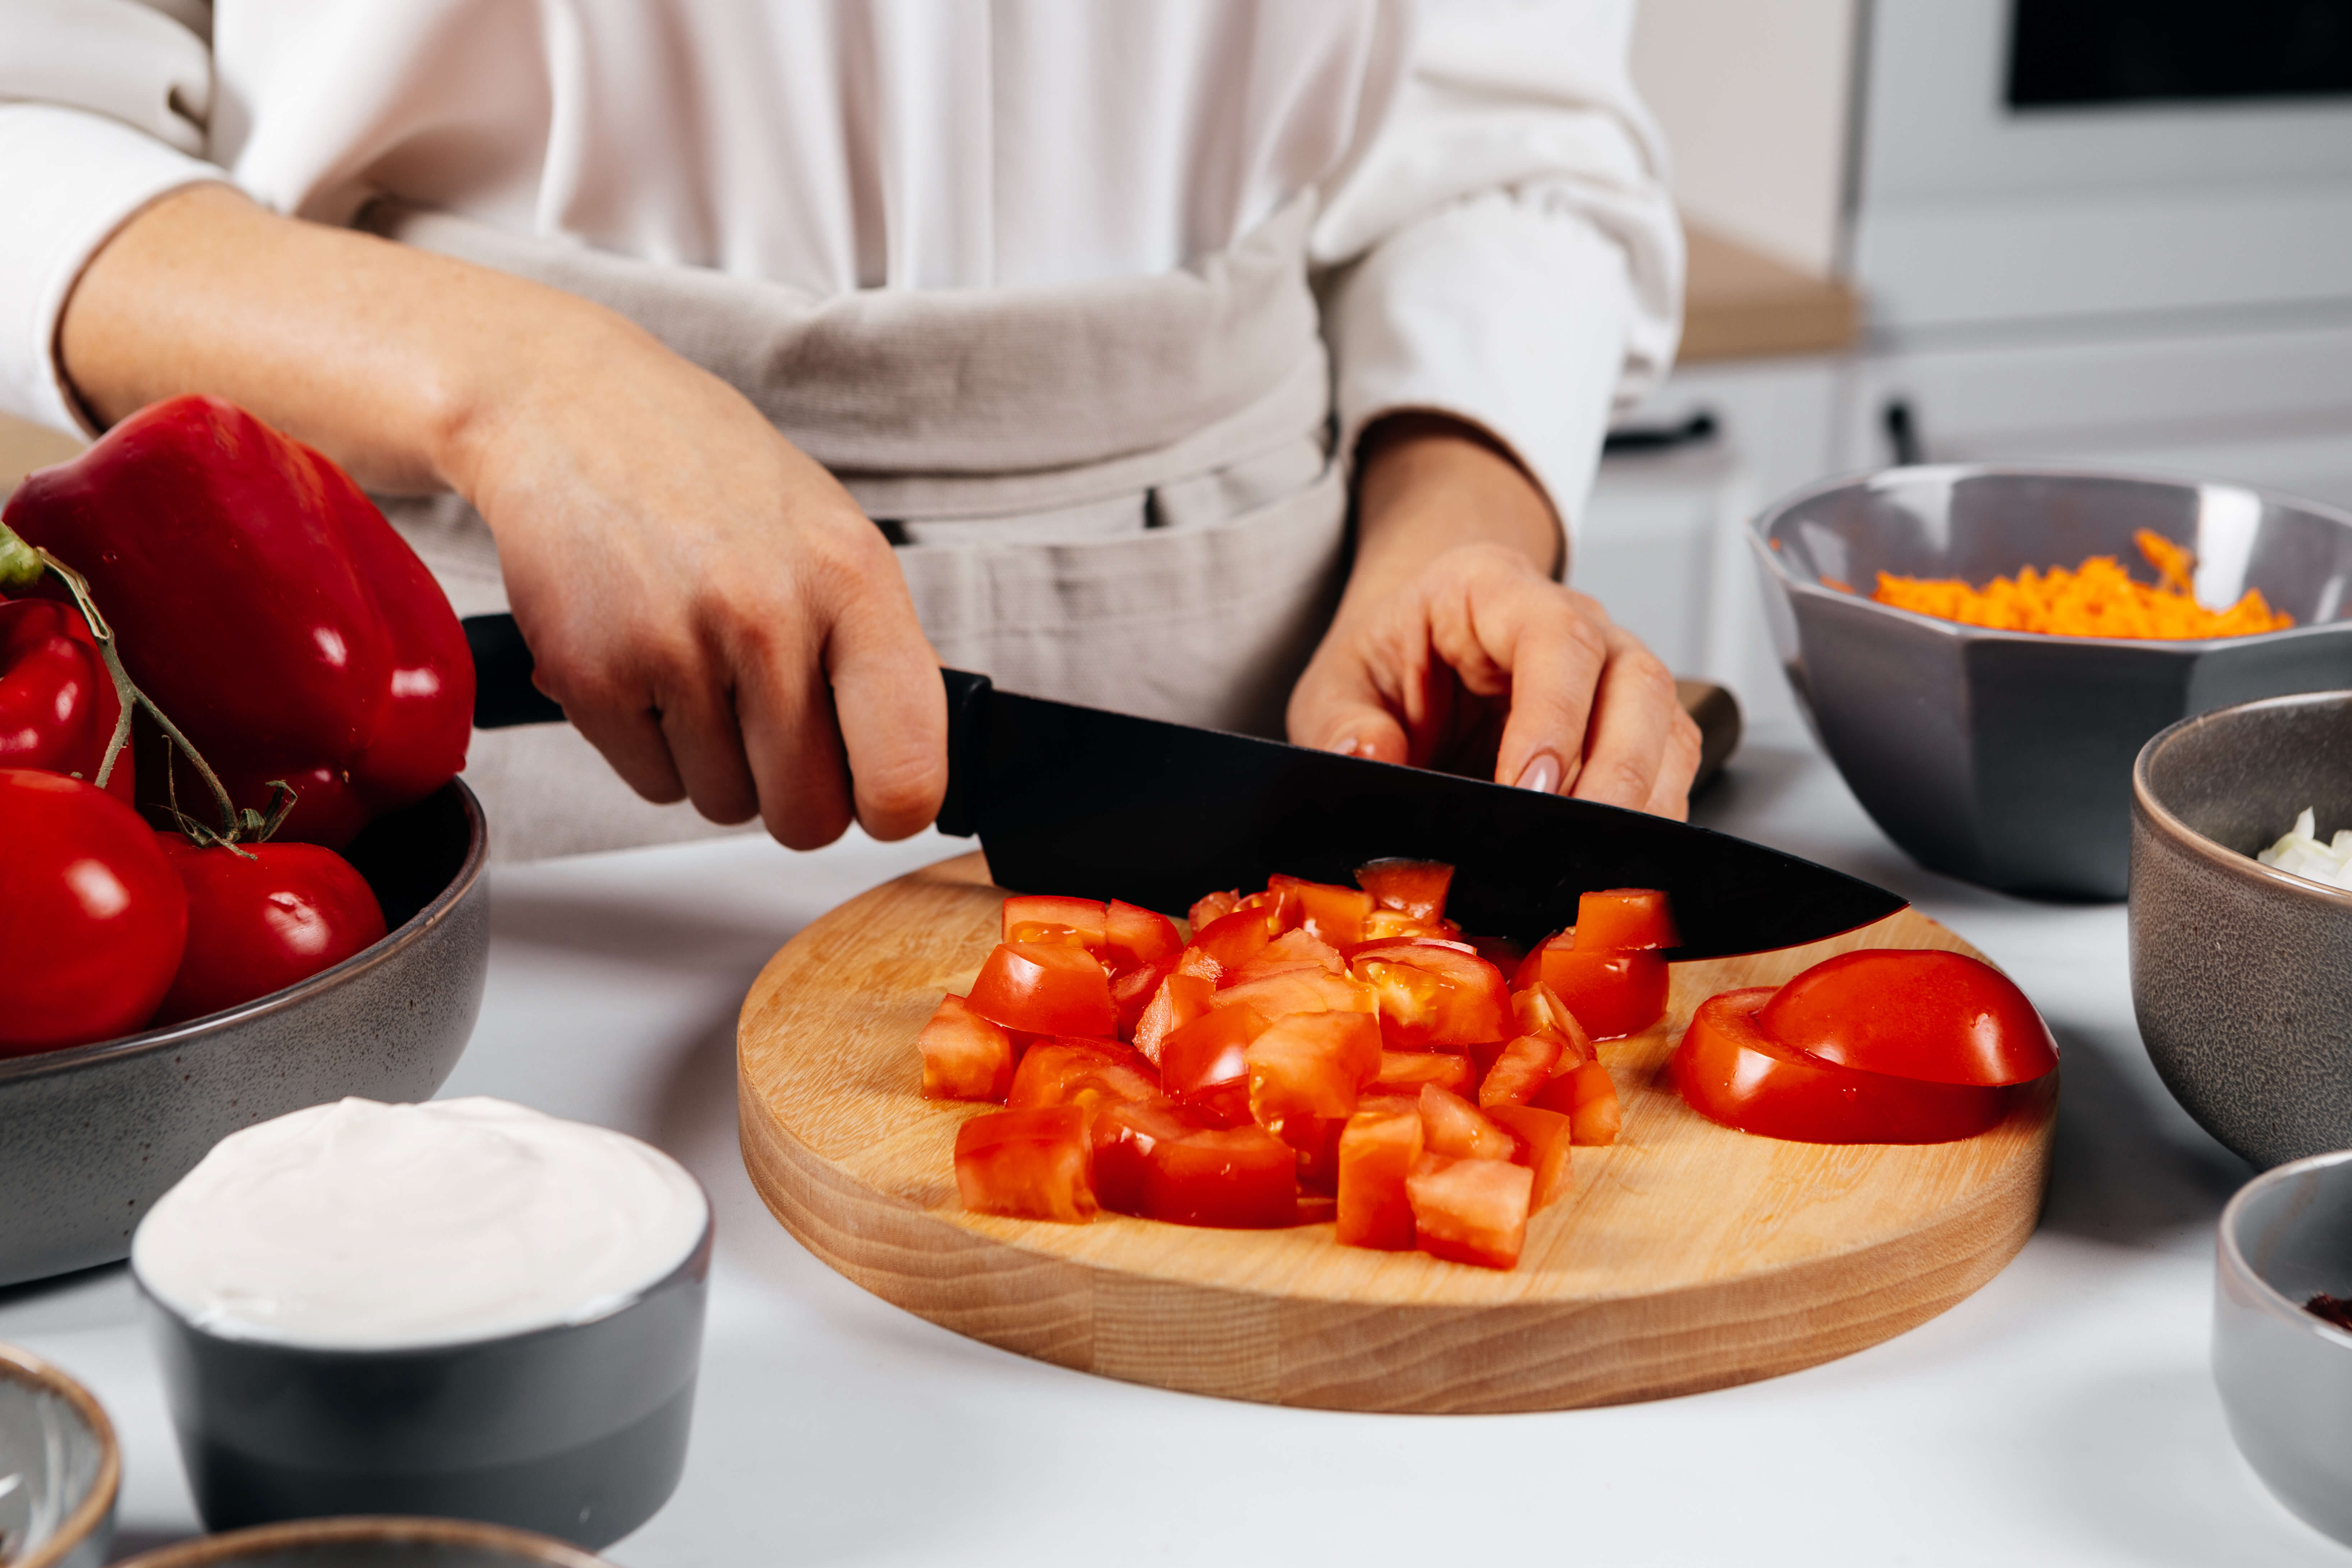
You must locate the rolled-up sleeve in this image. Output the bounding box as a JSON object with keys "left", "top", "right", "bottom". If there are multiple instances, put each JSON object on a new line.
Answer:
{"left": 1312, "top": 0, "right": 1683, "bottom": 546}
{"left": 0, "top": 0, "right": 222, "bottom": 432}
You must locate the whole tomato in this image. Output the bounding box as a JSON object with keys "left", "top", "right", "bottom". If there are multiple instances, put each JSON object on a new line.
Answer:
{"left": 0, "top": 598, "right": 132, "bottom": 802}
{"left": 149, "top": 837, "right": 387, "bottom": 1026}
{"left": 0, "top": 768, "right": 187, "bottom": 1054}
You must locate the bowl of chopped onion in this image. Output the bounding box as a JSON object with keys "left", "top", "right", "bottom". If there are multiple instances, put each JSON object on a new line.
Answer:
{"left": 1751, "top": 466, "right": 2352, "bottom": 898}
{"left": 2131, "top": 690, "right": 2352, "bottom": 1167}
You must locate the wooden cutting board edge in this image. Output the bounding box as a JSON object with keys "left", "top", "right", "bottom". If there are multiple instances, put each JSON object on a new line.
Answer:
{"left": 737, "top": 853, "right": 2056, "bottom": 1414}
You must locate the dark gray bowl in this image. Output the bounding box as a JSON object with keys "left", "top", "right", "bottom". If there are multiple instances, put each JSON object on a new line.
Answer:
{"left": 0, "top": 1342, "right": 118, "bottom": 1568}
{"left": 1752, "top": 466, "right": 2352, "bottom": 899}
{"left": 138, "top": 1213, "right": 709, "bottom": 1552}
{"left": 2214, "top": 1149, "right": 2352, "bottom": 1545}
{"left": 2130, "top": 692, "right": 2352, "bottom": 1168}
{"left": 0, "top": 782, "right": 489, "bottom": 1287}
{"left": 112, "top": 1514, "right": 615, "bottom": 1567}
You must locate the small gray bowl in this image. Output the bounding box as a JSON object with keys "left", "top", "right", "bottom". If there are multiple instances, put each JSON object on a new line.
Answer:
{"left": 1752, "top": 466, "right": 2352, "bottom": 900}
{"left": 0, "top": 1342, "right": 119, "bottom": 1568}
{"left": 2214, "top": 1149, "right": 2352, "bottom": 1544}
{"left": 2130, "top": 691, "right": 2352, "bottom": 1168}
{"left": 112, "top": 1514, "right": 614, "bottom": 1567}
{"left": 0, "top": 781, "right": 489, "bottom": 1287}
{"left": 137, "top": 1205, "right": 710, "bottom": 1551}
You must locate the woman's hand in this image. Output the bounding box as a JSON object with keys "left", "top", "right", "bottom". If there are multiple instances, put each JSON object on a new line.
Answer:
{"left": 1287, "top": 414, "right": 1702, "bottom": 818}
{"left": 59, "top": 184, "right": 947, "bottom": 849}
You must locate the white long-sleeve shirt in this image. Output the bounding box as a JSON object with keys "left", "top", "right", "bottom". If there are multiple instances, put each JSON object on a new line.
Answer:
{"left": 0, "top": 0, "right": 1680, "bottom": 530}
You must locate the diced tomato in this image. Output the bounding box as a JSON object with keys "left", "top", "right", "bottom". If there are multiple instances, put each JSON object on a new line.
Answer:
{"left": 1754, "top": 948, "right": 2058, "bottom": 1088}
{"left": 1270, "top": 874, "right": 1375, "bottom": 949}
{"left": 1235, "top": 886, "right": 1299, "bottom": 934}
{"left": 1478, "top": 1034, "right": 1564, "bottom": 1108}
{"left": 1336, "top": 1103, "right": 1423, "bottom": 1249}
{"left": 967, "top": 941, "right": 1118, "bottom": 1037}
{"left": 1246, "top": 1011, "right": 1381, "bottom": 1136}
{"left": 1486, "top": 1104, "right": 1573, "bottom": 1211}
{"left": 1096, "top": 1099, "right": 1297, "bottom": 1227}
{"left": 1159, "top": 1004, "right": 1269, "bottom": 1124}
{"left": 1359, "top": 907, "right": 1448, "bottom": 946}
{"left": 1005, "top": 1039, "right": 1160, "bottom": 1115}
{"left": 1407, "top": 1154, "right": 1531, "bottom": 1269}
{"left": 1103, "top": 899, "right": 1183, "bottom": 970}
{"left": 1131, "top": 970, "right": 1214, "bottom": 1065}
{"left": 1671, "top": 987, "right": 2010, "bottom": 1144}
{"left": 954, "top": 1106, "right": 1097, "bottom": 1222}
{"left": 1355, "top": 858, "right": 1454, "bottom": 923}
{"left": 1110, "top": 956, "right": 1177, "bottom": 1039}
{"left": 1188, "top": 889, "right": 1241, "bottom": 929}
{"left": 1417, "top": 1083, "right": 1518, "bottom": 1162}
{"left": 1185, "top": 907, "right": 1274, "bottom": 982}
{"left": 1522, "top": 941, "right": 1667, "bottom": 1039}
{"left": 1366, "top": 1049, "right": 1477, "bottom": 1099}
{"left": 1001, "top": 894, "right": 1107, "bottom": 951}
{"left": 1569, "top": 888, "right": 1680, "bottom": 952}
{"left": 1230, "top": 928, "right": 1345, "bottom": 984}
{"left": 1511, "top": 981, "right": 1595, "bottom": 1063}
{"left": 1529, "top": 1059, "right": 1622, "bottom": 1145}
{"left": 918, "top": 993, "right": 1017, "bottom": 1101}
{"left": 1213, "top": 967, "right": 1376, "bottom": 1021}
{"left": 1351, "top": 941, "right": 1513, "bottom": 1049}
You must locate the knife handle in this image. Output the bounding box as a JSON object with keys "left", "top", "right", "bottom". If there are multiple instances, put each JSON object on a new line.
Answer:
{"left": 1677, "top": 680, "right": 1743, "bottom": 797}
{"left": 937, "top": 668, "right": 992, "bottom": 838}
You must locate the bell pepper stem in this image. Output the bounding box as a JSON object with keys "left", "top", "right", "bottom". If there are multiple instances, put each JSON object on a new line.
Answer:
{"left": 0, "top": 520, "right": 41, "bottom": 594}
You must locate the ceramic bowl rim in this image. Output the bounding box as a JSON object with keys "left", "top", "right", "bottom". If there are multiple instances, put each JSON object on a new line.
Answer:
{"left": 2130, "top": 690, "right": 2352, "bottom": 914}
{"left": 1749, "top": 461, "right": 2352, "bottom": 653}
{"left": 0, "top": 779, "right": 487, "bottom": 1087}
{"left": 107, "top": 1514, "right": 613, "bottom": 1568}
{"left": 132, "top": 1185, "right": 713, "bottom": 1360}
{"left": 0, "top": 1341, "right": 121, "bottom": 1568}
{"left": 2217, "top": 1146, "right": 2352, "bottom": 1353}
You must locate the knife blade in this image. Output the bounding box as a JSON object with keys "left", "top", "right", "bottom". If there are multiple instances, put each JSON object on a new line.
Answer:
{"left": 461, "top": 613, "right": 1902, "bottom": 957}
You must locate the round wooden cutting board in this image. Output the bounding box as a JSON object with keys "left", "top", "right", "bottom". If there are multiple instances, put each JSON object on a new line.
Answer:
{"left": 738, "top": 853, "right": 2056, "bottom": 1413}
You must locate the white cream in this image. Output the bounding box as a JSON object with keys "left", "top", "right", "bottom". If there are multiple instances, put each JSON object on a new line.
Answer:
{"left": 132, "top": 1098, "right": 707, "bottom": 1350}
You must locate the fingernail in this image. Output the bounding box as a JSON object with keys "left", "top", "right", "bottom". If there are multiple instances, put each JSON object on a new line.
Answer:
{"left": 1331, "top": 735, "right": 1362, "bottom": 758}
{"left": 1514, "top": 751, "right": 1562, "bottom": 795}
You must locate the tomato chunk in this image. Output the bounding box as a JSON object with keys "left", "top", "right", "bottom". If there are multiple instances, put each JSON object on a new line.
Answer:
{"left": 967, "top": 941, "right": 1117, "bottom": 1037}
{"left": 1521, "top": 942, "right": 1667, "bottom": 1039}
{"left": 1213, "top": 967, "right": 1375, "bottom": 1021}
{"left": 1005, "top": 1039, "right": 1160, "bottom": 1114}
{"left": 1360, "top": 907, "right": 1452, "bottom": 946}
{"left": 1336, "top": 1102, "right": 1424, "bottom": 1249}
{"left": 1096, "top": 1099, "right": 1297, "bottom": 1227}
{"left": 1531, "top": 1059, "right": 1622, "bottom": 1145}
{"left": 1188, "top": 889, "right": 1241, "bottom": 928}
{"left": 1230, "top": 928, "right": 1345, "bottom": 984}
{"left": 1185, "top": 907, "right": 1274, "bottom": 982}
{"left": 1755, "top": 948, "right": 2058, "bottom": 1088}
{"left": 1511, "top": 981, "right": 1595, "bottom": 1063}
{"left": 1366, "top": 1049, "right": 1477, "bottom": 1099}
{"left": 1160, "top": 1004, "right": 1269, "bottom": 1124}
{"left": 1350, "top": 941, "right": 1513, "bottom": 1049}
{"left": 1132, "top": 970, "right": 1214, "bottom": 1066}
{"left": 1407, "top": 1154, "right": 1531, "bottom": 1269}
{"left": 1246, "top": 1011, "right": 1381, "bottom": 1132}
{"left": 955, "top": 1106, "right": 1097, "bottom": 1222}
{"left": 1110, "top": 956, "right": 1177, "bottom": 1039}
{"left": 1417, "top": 1083, "right": 1518, "bottom": 1162}
{"left": 1270, "top": 874, "right": 1375, "bottom": 949}
{"left": 1478, "top": 1034, "right": 1564, "bottom": 1109}
{"left": 1486, "top": 1104, "right": 1573, "bottom": 1212}
{"left": 918, "top": 994, "right": 1017, "bottom": 1101}
{"left": 1569, "top": 888, "right": 1680, "bottom": 952}
{"left": 1672, "top": 987, "right": 2010, "bottom": 1144}
{"left": 1355, "top": 858, "right": 1454, "bottom": 923}
{"left": 1103, "top": 899, "right": 1183, "bottom": 970}
{"left": 1001, "top": 894, "right": 1107, "bottom": 951}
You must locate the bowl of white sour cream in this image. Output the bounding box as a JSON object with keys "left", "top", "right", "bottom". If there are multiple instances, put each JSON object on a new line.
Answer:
{"left": 131, "top": 1098, "right": 710, "bottom": 1551}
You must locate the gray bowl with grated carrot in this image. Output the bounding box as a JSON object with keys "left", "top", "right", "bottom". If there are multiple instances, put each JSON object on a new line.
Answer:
{"left": 1749, "top": 466, "right": 2352, "bottom": 900}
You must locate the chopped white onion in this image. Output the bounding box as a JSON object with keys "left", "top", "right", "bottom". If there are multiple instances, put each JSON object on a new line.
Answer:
{"left": 2257, "top": 807, "right": 2352, "bottom": 891}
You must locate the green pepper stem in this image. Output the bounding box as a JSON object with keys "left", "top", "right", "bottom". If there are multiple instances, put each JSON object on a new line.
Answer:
{"left": 0, "top": 520, "right": 41, "bottom": 594}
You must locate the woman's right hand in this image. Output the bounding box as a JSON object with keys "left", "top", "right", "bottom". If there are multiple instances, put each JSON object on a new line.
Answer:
{"left": 60, "top": 184, "right": 947, "bottom": 850}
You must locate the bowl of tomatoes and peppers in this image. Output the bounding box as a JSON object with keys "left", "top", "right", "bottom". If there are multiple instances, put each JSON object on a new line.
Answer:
{"left": 0, "top": 399, "right": 489, "bottom": 1288}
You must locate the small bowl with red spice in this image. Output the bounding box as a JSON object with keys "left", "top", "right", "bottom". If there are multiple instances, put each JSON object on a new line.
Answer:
{"left": 1749, "top": 465, "right": 2352, "bottom": 898}
{"left": 2215, "top": 1148, "right": 2352, "bottom": 1546}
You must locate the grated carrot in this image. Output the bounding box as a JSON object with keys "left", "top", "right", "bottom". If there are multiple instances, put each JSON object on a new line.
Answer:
{"left": 1866, "top": 530, "right": 2293, "bottom": 640}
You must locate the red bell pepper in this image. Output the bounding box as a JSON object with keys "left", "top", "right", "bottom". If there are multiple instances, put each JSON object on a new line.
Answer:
{"left": 2, "top": 396, "right": 473, "bottom": 847}
{"left": 0, "top": 597, "right": 132, "bottom": 802}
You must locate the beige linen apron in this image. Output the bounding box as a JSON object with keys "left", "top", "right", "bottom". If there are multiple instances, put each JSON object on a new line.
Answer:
{"left": 367, "top": 195, "right": 1349, "bottom": 860}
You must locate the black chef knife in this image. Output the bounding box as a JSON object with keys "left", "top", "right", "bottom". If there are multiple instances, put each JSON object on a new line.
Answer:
{"left": 463, "top": 614, "right": 1904, "bottom": 957}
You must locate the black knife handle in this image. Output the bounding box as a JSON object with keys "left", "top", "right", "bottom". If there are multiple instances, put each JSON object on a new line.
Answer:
{"left": 937, "top": 668, "right": 992, "bottom": 838}
{"left": 463, "top": 613, "right": 566, "bottom": 728}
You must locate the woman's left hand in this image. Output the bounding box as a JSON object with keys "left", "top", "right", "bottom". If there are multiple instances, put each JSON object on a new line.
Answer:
{"left": 1286, "top": 415, "right": 1703, "bottom": 819}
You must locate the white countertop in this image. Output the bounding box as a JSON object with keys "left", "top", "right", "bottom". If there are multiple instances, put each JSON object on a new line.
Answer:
{"left": 3, "top": 722, "right": 2340, "bottom": 1567}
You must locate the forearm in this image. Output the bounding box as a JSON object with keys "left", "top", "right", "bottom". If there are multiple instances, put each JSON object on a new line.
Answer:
{"left": 1341, "top": 413, "right": 1562, "bottom": 623}
{"left": 57, "top": 183, "right": 645, "bottom": 497}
